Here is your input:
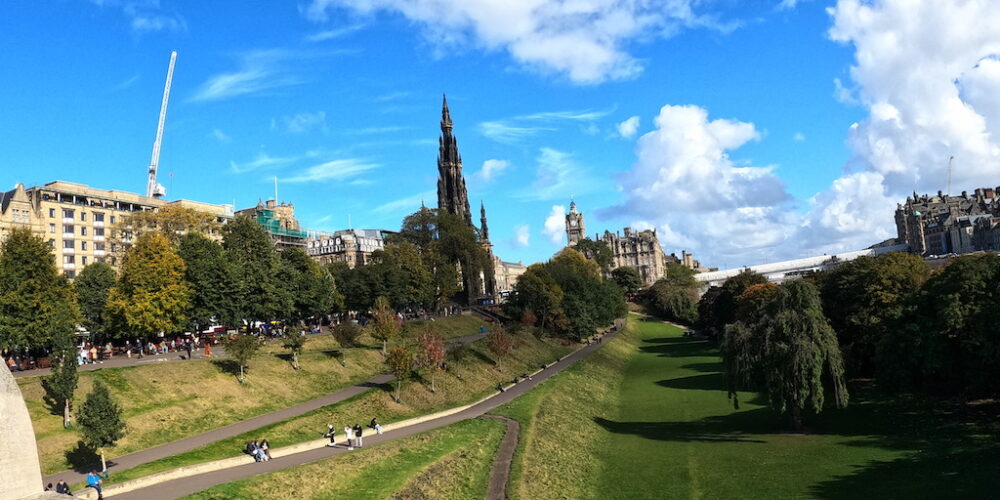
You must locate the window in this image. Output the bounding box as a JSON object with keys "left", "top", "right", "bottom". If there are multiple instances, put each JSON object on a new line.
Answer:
{"left": 81, "top": 227, "right": 87, "bottom": 236}
{"left": 49, "top": 224, "right": 55, "bottom": 233}
{"left": 62, "top": 209, "right": 74, "bottom": 219}
{"left": 65, "top": 270, "right": 76, "bottom": 279}
{"left": 82, "top": 256, "right": 88, "bottom": 265}
{"left": 96, "top": 257, "right": 105, "bottom": 263}
{"left": 62, "top": 255, "right": 75, "bottom": 264}
{"left": 48, "top": 239, "right": 54, "bottom": 248}
{"left": 49, "top": 208, "right": 55, "bottom": 218}
{"left": 110, "top": 215, "right": 116, "bottom": 224}
{"left": 81, "top": 212, "right": 87, "bottom": 222}
{"left": 95, "top": 242, "right": 105, "bottom": 251}
{"left": 94, "top": 212, "right": 105, "bottom": 222}
{"left": 63, "top": 225, "right": 73, "bottom": 234}
{"left": 81, "top": 241, "right": 87, "bottom": 251}
{"left": 94, "top": 227, "right": 105, "bottom": 237}
{"left": 63, "top": 240, "right": 73, "bottom": 249}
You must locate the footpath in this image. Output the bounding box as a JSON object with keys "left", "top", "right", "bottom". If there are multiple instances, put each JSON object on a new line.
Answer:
{"left": 88, "top": 323, "right": 622, "bottom": 500}
{"left": 44, "top": 332, "right": 485, "bottom": 488}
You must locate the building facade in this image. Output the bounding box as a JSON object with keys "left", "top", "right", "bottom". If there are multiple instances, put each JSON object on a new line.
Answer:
{"left": 306, "top": 229, "right": 392, "bottom": 268}
{"left": 565, "top": 201, "right": 586, "bottom": 244}
{"left": 235, "top": 199, "right": 308, "bottom": 250}
{"left": 894, "top": 187, "right": 1000, "bottom": 255}
{"left": 0, "top": 181, "right": 232, "bottom": 278}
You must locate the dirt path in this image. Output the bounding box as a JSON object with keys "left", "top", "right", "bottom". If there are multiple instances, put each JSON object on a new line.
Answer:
{"left": 482, "top": 415, "right": 519, "bottom": 500}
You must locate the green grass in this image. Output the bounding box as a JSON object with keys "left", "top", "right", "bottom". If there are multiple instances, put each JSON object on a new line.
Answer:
{"left": 182, "top": 417, "right": 505, "bottom": 500}
{"left": 20, "top": 315, "right": 492, "bottom": 475}
{"left": 495, "top": 314, "right": 1000, "bottom": 499}
{"left": 95, "top": 329, "right": 569, "bottom": 488}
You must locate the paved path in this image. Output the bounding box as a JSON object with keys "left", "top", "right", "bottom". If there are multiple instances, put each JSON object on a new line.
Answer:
{"left": 111, "top": 326, "right": 620, "bottom": 500}
{"left": 13, "top": 345, "right": 230, "bottom": 379}
{"left": 483, "top": 415, "right": 519, "bottom": 500}
{"left": 44, "top": 332, "right": 485, "bottom": 488}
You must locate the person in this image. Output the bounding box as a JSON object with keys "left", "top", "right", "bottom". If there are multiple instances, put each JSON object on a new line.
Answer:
{"left": 186, "top": 338, "right": 193, "bottom": 360}
{"left": 245, "top": 441, "right": 258, "bottom": 461}
{"left": 137, "top": 338, "right": 144, "bottom": 359}
{"left": 370, "top": 417, "right": 383, "bottom": 435}
{"left": 325, "top": 424, "right": 336, "bottom": 447}
{"left": 522, "top": 372, "right": 532, "bottom": 381}
{"left": 260, "top": 439, "right": 271, "bottom": 460}
{"left": 89, "top": 345, "right": 98, "bottom": 363}
{"left": 86, "top": 470, "right": 103, "bottom": 499}
{"left": 204, "top": 340, "right": 213, "bottom": 358}
{"left": 55, "top": 480, "right": 71, "bottom": 494}
{"left": 354, "top": 424, "right": 364, "bottom": 448}
{"left": 125, "top": 340, "right": 132, "bottom": 359}
{"left": 45, "top": 483, "right": 53, "bottom": 491}
{"left": 344, "top": 425, "right": 354, "bottom": 450}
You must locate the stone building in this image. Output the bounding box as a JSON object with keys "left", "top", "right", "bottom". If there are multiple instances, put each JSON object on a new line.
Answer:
{"left": 562, "top": 201, "right": 704, "bottom": 286}
{"left": 0, "top": 181, "right": 232, "bottom": 278}
{"left": 894, "top": 187, "right": 1000, "bottom": 255}
{"left": 235, "top": 199, "right": 308, "bottom": 250}
{"left": 306, "top": 228, "right": 393, "bottom": 268}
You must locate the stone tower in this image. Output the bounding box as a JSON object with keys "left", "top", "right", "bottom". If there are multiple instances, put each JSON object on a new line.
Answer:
{"left": 565, "top": 200, "right": 586, "bottom": 245}
{"left": 437, "top": 95, "right": 473, "bottom": 226}
{"left": 480, "top": 200, "right": 490, "bottom": 243}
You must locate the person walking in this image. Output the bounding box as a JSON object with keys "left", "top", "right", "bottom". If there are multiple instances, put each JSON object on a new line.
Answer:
{"left": 186, "top": 338, "right": 193, "bottom": 360}
{"left": 204, "top": 339, "right": 213, "bottom": 358}
{"left": 344, "top": 425, "right": 354, "bottom": 450}
{"left": 354, "top": 424, "right": 364, "bottom": 448}
{"left": 325, "top": 424, "right": 336, "bottom": 447}
{"left": 86, "top": 470, "right": 103, "bottom": 499}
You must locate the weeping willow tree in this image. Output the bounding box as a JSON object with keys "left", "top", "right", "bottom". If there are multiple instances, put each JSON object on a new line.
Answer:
{"left": 721, "top": 279, "right": 848, "bottom": 431}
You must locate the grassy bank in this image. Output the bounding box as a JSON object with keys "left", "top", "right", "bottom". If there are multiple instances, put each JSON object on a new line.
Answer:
{"left": 21, "top": 315, "right": 492, "bottom": 475}
{"left": 95, "top": 329, "right": 570, "bottom": 487}
{"left": 494, "top": 314, "right": 1000, "bottom": 499}
{"left": 183, "top": 417, "right": 504, "bottom": 500}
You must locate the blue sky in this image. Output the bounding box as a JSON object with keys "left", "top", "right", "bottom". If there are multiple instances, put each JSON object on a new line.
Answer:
{"left": 3, "top": 0, "right": 1000, "bottom": 268}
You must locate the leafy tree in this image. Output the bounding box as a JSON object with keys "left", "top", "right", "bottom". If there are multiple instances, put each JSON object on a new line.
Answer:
{"left": 611, "top": 266, "right": 644, "bottom": 295}
{"left": 704, "top": 270, "right": 768, "bottom": 338}
{"left": 546, "top": 248, "right": 625, "bottom": 340}
{"left": 696, "top": 286, "right": 723, "bottom": 332}
{"left": 224, "top": 334, "right": 262, "bottom": 383}
{"left": 385, "top": 347, "right": 414, "bottom": 403}
{"left": 520, "top": 310, "right": 537, "bottom": 329}
{"left": 223, "top": 216, "right": 283, "bottom": 327}
{"left": 573, "top": 238, "right": 614, "bottom": 273}
{"left": 113, "top": 205, "right": 221, "bottom": 249}
{"left": 487, "top": 328, "right": 514, "bottom": 371}
{"left": 77, "top": 380, "right": 126, "bottom": 472}
{"left": 331, "top": 322, "right": 363, "bottom": 367}
{"left": 507, "top": 264, "right": 563, "bottom": 332}
{"left": 373, "top": 243, "right": 434, "bottom": 309}
{"left": 721, "top": 280, "right": 848, "bottom": 430}
{"left": 370, "top": 296, "right": 400, "bottom": 354}
{"left": 41, "top": 329, "right": 78, "bottom": 428}
{"left": 74, "top": 261, "right": 116, "bottom": 337}
{"left": 821, "top": 252, "right": 929, "bottom": 377}
{"left": 105, "top": 232, "right": 191, "bottom": 339}
{"left": 418, "top": 330, "right": 446, "bottom": 392}
{"left": 177, "top": 233, "right": 239, "bottom": 332}
{"left": 282, "top": 332, "right": 307, "bottom": 370}
{"left": 278, "top": 248, "right": 342, "bottom": 324}
{"left": 645, "top": 264, "right": 699, "bottom": 324}
{"left": 0, "top": 228, "right": 80, "bottom": 350}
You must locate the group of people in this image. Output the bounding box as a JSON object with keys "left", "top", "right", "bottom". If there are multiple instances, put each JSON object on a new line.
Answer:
{"left": 43, "top": 479, "right": 73, "bottom": 496}
{"left": 244, "top": 439, "right": 272, "bottom": 462}
{"left": 44, "top": 471, "right": 103, "bottom": 498}
{"left": 324, "top": 418, "right": 383, "bottom": 450}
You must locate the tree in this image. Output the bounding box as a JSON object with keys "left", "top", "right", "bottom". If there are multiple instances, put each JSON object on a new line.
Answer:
{"left": 77, "top": 380, "right": 126, "bottom": 473}
{"left": 113, "top": 205, "right": 221, "bottom": 251}
{"left": 278, "top": 248, "right": 342, "bottom": 324}
{"left": 507, "top": 264, "right": 563, "bottom": 333}
{"left": 487, "top": 328, "right": 514, "bottom": 371}
{"left": 225, "top": 334, "right": 262, "bottom": 383}
{"left": 223, "top": 216, "right": 283, "bottom": 327}
{"left": 177, "top": 233, "right": 239, "bottom": 332}
{"left": 611, "top": 266, "right": 643, "bottom": 296}
{"left": 573, "top": 238, "right": 614, "bottom": 273}
{"left": 645, "top": 264, "right": 699, "bottom": 324}
{"left": 0, "top": 228, "right": 80, "bottom": 350}
{"left": 282, "top": 332, "right": 307, "bottom": 370}
{"left": 385, "top": 347, "right": 414, "bottom": 403}
{"left": 546, "top": 248, "right": 625, "bottom": 340}
{"left": 418, "top": 330, "right": 446, "bottom": 392}
{"left": 74, "top": 261, "right": 116, "bottom": 337}
{"left": 331, "top": 322, "right": 363, "bottom": 366}
{"left": 370, "top": 296, "right": 400, "bottom": 355}
{"left": 721, "top": 280, "right": 848, "bottom": 430}
{"left": 105, "top": 232, "right": 191, "bottom": 339}
{"left": 41, "top": 329, "right": 78, "bottom": 428}
{"left": 704, "top": 270, "right": 768, "bottom": 338}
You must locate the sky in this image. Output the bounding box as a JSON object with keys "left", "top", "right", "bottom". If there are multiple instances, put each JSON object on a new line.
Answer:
{"left": 2, "top": 0, "right": 1000, "bottom": 269}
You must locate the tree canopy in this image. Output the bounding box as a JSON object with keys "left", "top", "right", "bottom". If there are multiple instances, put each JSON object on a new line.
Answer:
{"left": 644, "top": 263, "right": 699, "bottom": 324}
{"left": 223, "top": 216, "right": 283, "bottom": 325}
{"left": 573, "top": 238, "right": 614, "bottom": 273}
{"left": 105, "top": 231, "right": 191, "bottom": 338}
{"left": 611, "top": 266, "right": 644, "bottom": 295}
{"left": 74, "top": 261, "right": 116, "bottom": 337}
{"left": 177, "top": 232, "right": 239, "bottom": 331}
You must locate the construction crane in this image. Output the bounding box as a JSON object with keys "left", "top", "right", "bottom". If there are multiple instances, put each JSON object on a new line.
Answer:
{"left": 146, "top": 51, "right": 177, "bottom": 199}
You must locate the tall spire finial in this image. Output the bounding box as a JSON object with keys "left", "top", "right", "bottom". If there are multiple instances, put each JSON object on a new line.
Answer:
{"left": 441, "top": 93, "right": 452, "bottom": 130}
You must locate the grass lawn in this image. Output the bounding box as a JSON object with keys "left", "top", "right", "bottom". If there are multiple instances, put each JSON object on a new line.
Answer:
{"left": 20, "top": 315, "right": 492, "bottom": 475}
{"left": 94, "top": 329, "right": 570, "bottom": 488}
{"left": 183, "top": 417, "right": 504, "bottom": 500}
{"left": 495, "top": 314, "right": 1000, "bottom": 499}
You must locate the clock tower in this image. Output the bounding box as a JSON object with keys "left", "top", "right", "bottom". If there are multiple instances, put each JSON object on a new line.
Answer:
{"left": 565, "top": 200, "right": 586, "bottom": 245}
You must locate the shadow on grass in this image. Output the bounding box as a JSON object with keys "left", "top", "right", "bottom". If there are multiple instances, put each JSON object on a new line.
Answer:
{"left": 680, "top": 362, "right": 724, "bottom": 373}
{"left": 656, "top": 373, "right": 727, "bottom": 392}
{"left": 639, "top": 339, "right": 716, "bottom": 358}
{"left": 593, "top": 412, "right": 773, "bottom": 443}
{"left": 211, "top": 359, "right": 242, "bottom": 379}
{"left": 65, "top": 441, "right": 100, "bottom": 473}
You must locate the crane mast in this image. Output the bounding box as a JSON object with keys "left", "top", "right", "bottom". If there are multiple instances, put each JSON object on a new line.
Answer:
{"left": 147, "top": 51, "right": 177, "bottom": 199}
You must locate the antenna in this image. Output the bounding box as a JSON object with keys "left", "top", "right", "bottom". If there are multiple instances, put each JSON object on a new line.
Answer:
{"left": 147, "top": 51, "right": 177, "bottom": 199}
{"left": 947, "top": 156, "right": 954, "bottom": 195}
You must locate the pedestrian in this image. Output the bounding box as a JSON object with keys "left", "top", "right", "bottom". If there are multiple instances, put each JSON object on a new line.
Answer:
{"left": 325, "top": 424, "right": 336, "bottom": 447}
{"left": 370, "top": 417, "right": 383, "bottom": 435}
{"left": 344, "top": 425, "right": 354, "bottom": 450}
{"left": 55, "top": 480, "right": 71, "bottom": 494}
{"left": 137, "top": 338, "right": 144, "bottom": 359}
{"left": 186, "top": 339, "right": 193, "bottom": 360}
{"left": 45, "top": 483, "right": 53, "bottom": 491}
{"left": 204, "top": 340, "right": 213, "bottom": 358}
{"left": 125, "top": 340, "right": 132, "bottom": 359}
{"left": 86, "top": 470, "right": 103, "bottom": 499}
{"left": 260, "top": 439, "right": 271, "bottom": 460}
{"left": 354, "top": 424, "right": 364, "bottom": 448}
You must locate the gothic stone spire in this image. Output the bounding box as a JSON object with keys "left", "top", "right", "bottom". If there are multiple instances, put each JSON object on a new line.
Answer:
{"left": 437, "top": 94, "right": 472, "bottom": 226}
{"left": 480, "top": 200, "right": 490, "bottom": 243}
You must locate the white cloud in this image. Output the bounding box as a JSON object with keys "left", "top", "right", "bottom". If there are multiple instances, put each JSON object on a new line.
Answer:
{"left": 617, "top": 116, "right": 640, "bottom": 138}
{"left": 111, "top": 74, "right": 140, "bottom": 91}
{"left": 777, "top": 0, "right": 809, "bottom": 11}
{"left": 229, "top": 152, "right": 296, "bottom": 174}
{"left": 480, "top": 108, "right": 613, "bottom": 143}
{"left": 305, "top": 24, "right": 364, "bottom": 42}
{"left": 793, "top": 132, "right": 806, "bottom": 142}
{"left": 542, "top": 205, "right": 566, "bottom": 245}
{"left": 90, "top": 0, "right": 186, "bottom": 33}
{"left": 283, "top": 159, "right": 379, "bottom": 183}
{"left": 211, "top": 129, "right": 232, "bottom": 143}
{"left": 303, "top": 0, "right": 734, "bottom": 84}
{"left": 514, "top": 224, "right": 531, "bottom": 247}
{"left": 374, "top": 190, "right": 436, "bottom": 214}
{"left": 520, "top": 148, "right": 594, "bottom": 201}
{"left": 281, "top": 111, "right": 328, "bottom": 134}
{"left": 191, "top": 50, "right": 305, "bottom": 102}
{"left": 478, "top": 159, "right": 509, "bottom": 182}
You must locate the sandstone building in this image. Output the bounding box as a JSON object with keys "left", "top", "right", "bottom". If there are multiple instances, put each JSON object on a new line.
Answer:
{"left": 235, "top": 199, "right": 308, "bottom": 250}
{"left": 306, "top": 228, "right": 392, "bottom": 268}
{"left": 894, "top": 187, "right": 1000, "bottom": 255}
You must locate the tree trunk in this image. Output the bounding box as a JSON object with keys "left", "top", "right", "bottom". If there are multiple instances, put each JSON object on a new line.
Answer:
{"left": 788, "top": 404, "right": 803, "bottom": 432}
{"left": 63, "top": 399, "right": 71, "bottom": 429}
{"left": 100, "top": 450, "right": 107, "bottom": 473}
{"left": 395, "top": 380, "right": 401, "bottom": 403}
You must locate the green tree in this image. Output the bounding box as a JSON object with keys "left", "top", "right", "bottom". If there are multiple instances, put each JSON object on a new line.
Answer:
{"left": 821, "top": 252, "right": 929, "bottom": 377}
{"left": 74, "top": 261, "right": 116, "bottom": 337}
{"left": 0, "top": 228, "right": 80, "bottom": 350}
{"left": 507, "top": 264, "right": 563, "bottom": 333}
{"left": 611, "top": 266, "right": 644, "bottom": 295}
{"left": 113, "top": 205, "right": 221, "bottom": 250}
{"left": 77, "top": 380, "right": 126, "bottom": 472}
{"left": 721, "top": 280, "right": 848, "bottom": 430}
{"left": 282, "top": 332, "right": 307, "bottom": 370}
{"left": 487, "top": 328, "right": 514, "bottom": 371}
{"left": 41, "top": 329, "right": 78, "bottom": 428}
{"left": 573, "top": 238, "right": 614, "bottom": 273}
{"left": 278, "top": 248, "right": 342, "bottom": 324}
{"left": 370, "top": 296, "right": 400, "bottom": 354}
{"left": 705, "top": 270, "right": 768, "bottom": 338}
{"left": 331, "top": 322, "right": 363, "bottom": 366}
{"left": 224, "top": 334, "right": 262, "bottom": 383}
{"left": 645, "top": 264, "right": 699, "bottom": 324}
{"left": 177, "top": 233, "right": 239, "bottom": 332}
{"left": 385, "top": 347, "right": 414, "bottom": 403}
{"left": 418, "top": 330, "right": 446, "bottom": 392}
{"left": 223, "top": 216, "right": 283, "bottom": 327}
{"left": 105, "top": 232, "right": 191, "bottom": 339}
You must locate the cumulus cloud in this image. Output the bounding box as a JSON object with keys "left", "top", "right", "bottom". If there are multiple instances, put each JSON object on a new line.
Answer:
{"left": 478, "top": 159, "right": 509, "bottom": 182}
{"left": 617, "top": 116, "right": 640, "bottom": 139}
{"left": 514, "top": 224, "right": 531, "bottom": 247}
{"left": 542, "top": 205, "right": 566, "bottom": 245}
{"left": 302, "top": 0, "right": 733, "bottom": 84}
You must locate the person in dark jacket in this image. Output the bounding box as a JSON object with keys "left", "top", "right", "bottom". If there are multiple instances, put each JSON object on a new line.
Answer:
{"left": 55, "top": 480, "right": 71, "bottom": 494}
{"left": 354, "top": 424, "right": 364, "bottom": 447}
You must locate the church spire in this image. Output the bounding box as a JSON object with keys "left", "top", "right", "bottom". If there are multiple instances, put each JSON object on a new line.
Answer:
{"left": 480, "top": 200, "right": 490, "bottom": 243}
{"left": 437, "top": 94, "right": 472, "bottom": 226}
{"left": 441, "top": 94, "right": 452, "bottom": 131}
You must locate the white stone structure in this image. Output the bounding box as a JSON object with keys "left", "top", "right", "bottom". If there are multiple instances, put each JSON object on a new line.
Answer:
{"left": 0, "top": 363, "right": 46, "bottom": 499}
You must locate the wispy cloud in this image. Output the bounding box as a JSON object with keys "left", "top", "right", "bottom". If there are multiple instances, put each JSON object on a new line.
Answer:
{"left": 191, "top": 50, "right": 306, "bottom": 102}
{"left": 90, "top": 0, "right": 186, "bottom": 33}
{"left": 211, "top": 128, "right": 232, "bottom": 143}
{"left": 472, "top": 159, "right": 509, "bottom": 184}
{"left": 283, "top": 159, "right": 379, "bottom": 183}
{"left": 479, "top": 108, "right": 614, "bottom": 143}
{"left": 354, "top": 125, "right": 411, "bottom": 135}
{"left": 305, "top": 24, "right": 364, "bottom": 42}
{"left": 519, "top": 148, "right": 594, "bottom": 201}
{"left": 793, "top": 132, "right": 806, "bottom": 142}
{"left": 375, "top": 91, "right": 412, "bottom": 102}
{"left": 374, "top": 190, "right": 436, "bottom": 214}
{"left": 279, "top": 111, "right": 328, "bottom": 134}
{"left": 111, "top": 73, "right": 140, "bottom": 91}
{"left": 229, "top": 152, "right": 296, "bottom": 174}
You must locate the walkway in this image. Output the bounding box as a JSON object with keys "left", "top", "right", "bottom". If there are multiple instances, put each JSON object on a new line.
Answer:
{"left": 110, "top": 327, "right": 620, "bottom": 499}
{"left": 43, "top": 332, "right": 485, "bottom": 487}
{"left": 14, "top": 345, "right": 229, "bottom": 379}
{"left": 483, "top": 415, "right": 519, "bottom": 500}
